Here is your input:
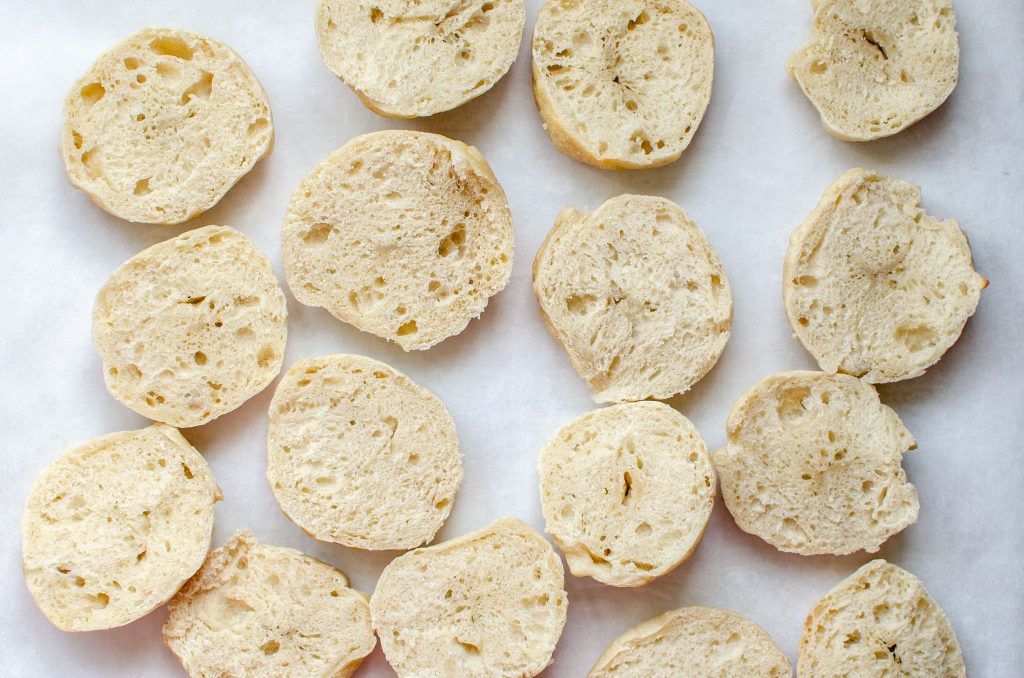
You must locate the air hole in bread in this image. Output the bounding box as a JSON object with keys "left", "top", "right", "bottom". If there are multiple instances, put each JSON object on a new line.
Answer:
{"left": 303, "top": 223, "right": 335, "bottom": 245}
{"left": 194, "top": 351, "right": 208, "bottom": 365}
{"left": 247, "top": 117, "right": 270, "bottom": 139}
{"left": 396, "top": 320, "right": 418, "bottom": 336}
{"left": 181, "top": 71, "right": 214, "bottom": 104}
{"left": 133, "top": 178, "right": 152, "bottom": 196}
{"left": 80, "top": 82, "right": 105, "bottom": 105}
{"left": 150, "top": 36, "right": 194, "bottom": 61}
{"left": 260, "top": 639, "right": 280, "bottom": 655}
{"left": 257, "top": 346, "right": 276, "bottom": 368}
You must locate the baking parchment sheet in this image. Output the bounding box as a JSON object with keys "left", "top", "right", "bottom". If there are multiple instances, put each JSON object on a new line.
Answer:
{"left": 1, "top": 0, "right": 1022, "bottom": 674}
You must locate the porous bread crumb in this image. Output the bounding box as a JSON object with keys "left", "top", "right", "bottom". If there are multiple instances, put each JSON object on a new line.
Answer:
{"left": 22, "top": 424, "right": 221, "bottom": 632}
{"left": 714, "top": 371, "right": 918, "bottom": 556}
{"left": 532, "top": 0, "right": 714, "bottom": 169}
{"left": 164, "top": 530, "right": 375, "bottom": 678}
{"left": 61, "top": 27, "right": 273, "bottom": 224}
{"left": 532, "top": 194, "right": 731, "bottom": 403}
{"left": 371, "top": 517, "right": 567, "bottom": 677}
{"left": 282, "top": 130, "right": 514, "bottom": 351}
{"left": 786, "top": 0, "right": 958, "bottom": 141}
{"left": 316, "top": 0, "right": 525, "bottom": 118}
{"left": 93, "top": 225, "right": 288, "bottom": 428}
{"left": 784, "top": 168, "right": 985, "bottom": 383}
{"left": 539, "top": 401, "right": 714, "bottom": 586}
{"left": 267, "top": 353, "right": 462, "bottom": 550}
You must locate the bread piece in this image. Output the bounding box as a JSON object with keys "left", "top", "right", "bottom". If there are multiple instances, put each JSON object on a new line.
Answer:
{"left": 786, "top": 0, "right": 958, "bottom": 141}
{"left": 22, "top": 424, "right": 221, "bottom": 631}
{"left": 282, "top": 130, "right": 514, "bottom": 351}
{"left": 532, "top": 0, "right": 714, "bottom": 169}
{"left": 164, "top": 530, "right": 375, "bottom": 678}
{"left": 714, "top": 371, "right": 917, "bottom": 555}
{"left": 371, "top": 517, "right": 567, "bottom": 677}
{"left": 784, "top": 168, "right": 986, "bottom": 383}
{"left": 93, "top": 225, "right": 287, "bottom": 428}
{"left": 61, "top": 27, "right": 273, "bottom": 224}
{"left": 589, "top": 606, "right": 792, "bottom": 677}
{"left": 533, "top": 194, "right": 731, "bottom": 403}
{"left": 267, "top": 354, "right": 462, "bottom": 550}
{"left": 539, "top": 402, "right": 714, "bottom": 586}
{"left": 316, "top": 0, "right": 525, "bottom": 118}
{"left": 798, "top": 560, "right": 965, "bottom": 677}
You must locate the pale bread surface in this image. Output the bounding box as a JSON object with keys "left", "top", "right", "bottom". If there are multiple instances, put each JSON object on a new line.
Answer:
{"left": 533, "top": 194, "right": 731, "bottom": 403}
{"left": 22, "top": 424, "right": 221, "bottom": 631}
{"left": 93, "top": 225, "right": 287, "bottom": 428}
{"left": 532, "top": 0, "right": 714, "bottom": 169}
{"left": 164, "top": 530, "right": 376, "bottom": 678}
{"left": 282, "top": 130, "right": 514, "bottom": 351}
{"left": 589, "top": 606, "right": 792, "bottom": 677}
{"left": 714, "top": 371, "right": 918, "bottom": 555}
{"left": 786, "top": 0, "right": 958, "bottom": 141}
{"left": 798, "top": 560, "right": 965, "bottom": 677}
{"left": 539, "top": 401, "right": 714, "bottom": 586}
{"left": 371, "top": 517, "right": 567, "bottom": 677}
{"left": 316, "top": 0, "right": 525, "bottom": 118}
{"left": 61, "top": 27, "right": 273, "bottom": 224}
{"left": 266, "top": 354, "right": 462, "bottom": 550}
{"left": 784, "top": 168, "right": 985, "bottom": 383}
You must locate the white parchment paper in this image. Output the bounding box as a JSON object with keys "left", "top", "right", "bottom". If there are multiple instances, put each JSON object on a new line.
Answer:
{"left": 2, "top": 1, "right": 1022, "bottom": 675}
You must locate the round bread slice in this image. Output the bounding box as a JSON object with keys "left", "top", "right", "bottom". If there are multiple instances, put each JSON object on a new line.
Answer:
{"left": 61, "top": 27, "right": 273, "bottom": 224}
{"left": 93, "top": 226, "right": 287, "bottom": 428}
{"left": 21, "top": 424, "right": 221, "bottom": 632}
{"left": 371, "top": 517, "right": 567, "bottom": 677}
{"left": 316, "top": 0, "right": 525, "bottom": 118}
{"left": 532, "top": 0, "right": 714, "bottom": 169}
{"left": 589, "top": 606, "right": 792, "bottom": 677}
{"left": 532, "top": 194, "right": 731, "bottom": 403}
{"left": 539, "top": 402, "right": 714, "bottom": 587}
{"left": 282, "top": 130, "right": 514, "bottom": 351}
{"left": 164, "top": 530, "right": 376, "bottom": 678}
{"left": 714, "top": 371, "right": 918, "bottom": 556}
{"left": 798, "top": 560, "right": 965, "bottom": 677}
{"left": 786, "top": 0, "right": 958, "bottom": 141}
{"left": 266, "top": 354, "right": 462, "bottom": 550}
{"left": 784, "top": 168, "right": 986, "bottom": 383}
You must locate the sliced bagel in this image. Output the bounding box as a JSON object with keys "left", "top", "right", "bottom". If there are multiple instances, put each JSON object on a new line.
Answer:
{"left": 61, "top": 27, "right": 273, "bottom": 224}
{"left": 539, "top": 401, "right": 714, "bottom": 586}
{"left": 282, "top": 130, "right": 514, "bottom": 351}
{"left": 316, "top": 0, "right": 525, "bottom": 118}
{"left": 532, "top": 194, "right": 731, "bottom": 403}
{"left": 589, "top": 606, "right": 792, "bottom": 677}
{"left": 532, "top": 0, "right": 714, "bottom": 168}
{"left": 22, "top": 424, "right": 221, "bottom": 631}
{"left": 93, "top": 225, "right": 288, "bottom": 428}
{"left": 787, "top": 0, "right": 958, "bottom": 141}
{"left": 714, "top": 371, "right": 918, "bottom": 555}
{"left": 784, "top": 168, "right": 986, "bottom": 383}
{"left": 164, "top": 530, "right": 376, "bottom": 678}
{"left": 798, "top": 560, "right": 965, "bottom": 677}
{"left": 371, "top": 517, "right": 567, "bottom": 677}
{"left": 266, "top": 354, "right": 462, "bottom": 550}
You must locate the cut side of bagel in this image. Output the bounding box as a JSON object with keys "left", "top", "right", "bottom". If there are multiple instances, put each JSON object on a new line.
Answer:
{"left": 164, "top": 530, "right": 376, "bottom": 678}
{"left": 539, "top": 401, "right": 714, "bottom": 587}
{"left": 589, "top": 606, "right": 792, "bottom": 677}
{"left": 784, "top": 168, "right": 986, "bottom": 383}
{"left": 22, "top": 424, "right": 221, "bottom": 631}
{"left": 61, "top": 27, "right": 273, "bottom": 224}
{"left": 282, "top": 130, "right": 514, "bottom": 351}
{"left": 93, "top": 225, "right": 288, "bottom": 428}
{"left": 798, "top": 560, "right": 965, "bottom": 677}
{"left": 714, "top": 371, "right": 918, "bottom": 556}
{"left": 532, "top": 0, "right": 714, "bottom": 169}
{"left": 786, "top": 0, "right": 958, "bottom": 141}
{"left": 316, "top": 0, "right": 525, "bottom": 118}
{"left": 371, "top": 517, "right": 567, "bottom": 677}
{"left": 533, "top": 194, "right": 731, "bottom": 403}
{"left": 266, "top": 354, "right": 462, "bottom": 550}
